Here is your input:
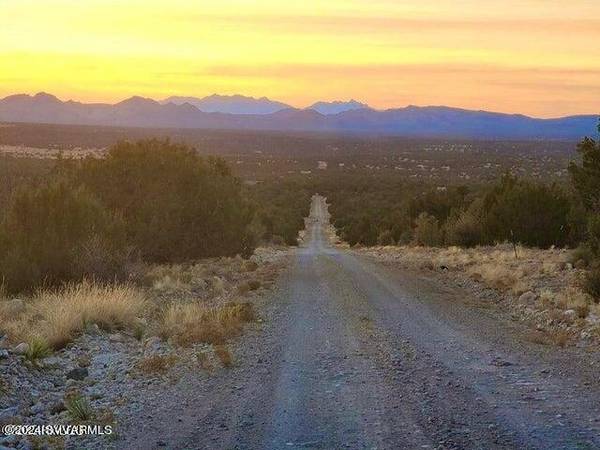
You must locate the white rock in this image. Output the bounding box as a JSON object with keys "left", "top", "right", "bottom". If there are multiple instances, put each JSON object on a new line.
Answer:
{"left": 108, "top": 333, "right": 125, "bottom": 343}
{"left": 12, "top": 342, "right": 29, "bottom": 354}
{"left": 563, "top": 309, "right": 577, "bottom": 318}
{"left": 586, "top": 313, "right": 600, "bottom": 325}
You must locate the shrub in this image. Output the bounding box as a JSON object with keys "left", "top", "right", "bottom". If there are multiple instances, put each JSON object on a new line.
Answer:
{"left": 377, "top": 229, "right": 395, "bottom": 246}
{"left": 137, "top": 354, "right": 177, "bottom": 374}
{"left": 0, "top": 180, "right": 125, "bottom": 293}
{"left": 445, "top": 199, "right": 487, "bottom": 247}
{"left": 74, "top": 139, "right": 254, "bottom": 261}
{"left": 586, "top": 213, "right": 600, "bottom": 254}
{"left": 584, "top": 266, "right": 600, "bottom": 302}
{"left": 24, "top": 337, "right": 52, "bottom": 363}
{"left": 214, "top": 344, "right": 233, "bottom": 368}
{"left": 570, "top": 244, "right": 595, "bottom": 268}
{"left": 248, "top": 180, "right": 311, "bottom": 247}
{"left": 482, "top": 175, "right": 571, "bottom": 248}
{"left": 569, "top": 134, "right": 600, "bottom": 213}
{"left": 414, "top": 212, "right": 444, "bottom": 247}
{"left": 66, "top": 394, "right": 94, "bottom": 422}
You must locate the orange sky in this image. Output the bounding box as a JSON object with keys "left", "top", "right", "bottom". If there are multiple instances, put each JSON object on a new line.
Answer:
{"left": 1, "top": 0, "right": 599, "bottom": 117}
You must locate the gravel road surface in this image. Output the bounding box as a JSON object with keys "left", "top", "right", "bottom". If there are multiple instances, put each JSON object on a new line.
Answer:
{"left": 120, "top": 195, "right": 600, "bottom": 450}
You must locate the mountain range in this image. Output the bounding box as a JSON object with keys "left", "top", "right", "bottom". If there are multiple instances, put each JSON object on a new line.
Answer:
{"left": 160, "top": 94, "right": 292, "bottom": 115}
{"left": 308, "top": 99, "right": 370, "bottom": 115}
{"left": 0, "top": 92, "right": 597, "bottom": 140}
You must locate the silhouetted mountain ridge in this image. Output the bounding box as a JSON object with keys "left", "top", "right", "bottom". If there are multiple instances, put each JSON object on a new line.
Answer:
{"left": 0, "top": 92, "right": 596, "bottom": 139}
{"left": 309, "top": 99, "right": 370, "bottom": 115}
{"left": 161, "top": 94, "right": 291, "bottom": 115}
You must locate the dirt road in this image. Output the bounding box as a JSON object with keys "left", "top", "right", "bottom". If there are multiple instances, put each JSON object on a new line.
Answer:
{"left": 121, "top": 195, "right": 600, "bottom": 450}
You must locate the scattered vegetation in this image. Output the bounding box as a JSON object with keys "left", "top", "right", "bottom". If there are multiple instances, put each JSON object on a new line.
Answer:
{"left": 0, "top": 281, "right": 146, "bottom": 349}
{"left": 246, "top": 179, "right": 312, "bottom": 246}
{"left": 214, "top": 344, "right": 233, "bottom": 368}
{"left": 159, "top": 301, "right": 255, "bottom": 346}
{"left": 0, "top": 180, "right": 126, "bottom": 293}
{"left": 70, "top": 139, "right": 255, "bottom": 262}
{"left": 137, "top": 354, "right": 178, "bottom": 375}
{"left": 24, "top": 337, "right": 53, "bottom": 363}
{"left": 321, "top": 173, "right": 577, "bottom": 250}
{"left": 569, "top": 125, "right": 600, "bottom": 300}
{"left": 0, "top": 139, "right": 304, "bottom": 294}
{"left": 65, "top": 394, "right": 94, "bottom": 422}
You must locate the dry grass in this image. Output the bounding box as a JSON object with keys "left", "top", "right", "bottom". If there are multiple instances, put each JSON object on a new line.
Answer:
{"left": 551, "top": 329, "right": 571, "bottom": 347}
{"left": 237, "top": 279, "right": 261, "bottom": 295}
{"left": 0, "top": 281, "right": 146, "bottom": 349}
{"left": 136, "top": 354, "right": 178, "bottom": 374}
{"left": 214, "top": 344, "right": 233, "bottom": 367}
{"left": 159, "top": 301, "right": 255, "bottom": 346}
{"left": 196, "top": 351, "right": 213, "bottom": 371}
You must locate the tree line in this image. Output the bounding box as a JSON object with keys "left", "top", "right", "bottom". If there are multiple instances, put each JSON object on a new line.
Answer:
{"left": 0, "top": 140, "right": 308, "bottom": 293}
{"left": 318, "top": 122, "right": 600, "bottom": 299}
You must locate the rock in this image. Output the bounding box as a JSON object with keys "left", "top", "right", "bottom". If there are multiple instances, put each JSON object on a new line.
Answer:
{"left": 85, "top": 323, "right": 101, "bottom": 335}
{"left": 566, "top": 262, "right": 574, "bottom": 270}
{"left": 518, "top": 291, "right": 537, "bottom": 305}
{"left": 49, "top": 401, "right": 66, "bottom": 415}
{"left": 586, "top": 313, "right": 600, "bottom": 325}
{"left": 563, "top": 309, "right": 577, "bottom": 319}
{"left": 40, "top": 356, "right": 61, "bottom": 367}
{"left": 18, "top": 441, "right": 34, "bottom": 450}
{"left": 29, "top": 403, "right": 44, "bottom": 415}
{"left": 12, "top": 342, "right": 29, "bottom": 355}
{"left": 76, "top": 354, "right": 91, "bottom": 368}
{"left": 66, "top": 367, "right": 89, "bottom": 381}
{"left": 0, "top": 435, "right": 17, "bottom": 445}
{"left": 134, "top": 317, "right": 148, "bottom": 327}
{"left": 144, "top": 336, "right": 163, "bottom": 354}
{"left": 108, "top": 333, "right": 125, "bottom": 343}
{"left": 0, "top": 349, "right": 8, "bottom": 360}
{"left": 0, "top": 406, "right": 19, "bottom": 422}
{"left": 491, "top": 357, "right": 513, "bottom": 367}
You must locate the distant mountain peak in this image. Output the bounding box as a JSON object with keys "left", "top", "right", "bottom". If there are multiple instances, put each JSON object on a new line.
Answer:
{"left": 161, "top": 94, "right": 291, "bottom": 115}
{"left": 117, "top": 96, "right": 159, "bottom": 107}
{"left": 309, "top": 99, "right": 370, "bottom": 115}
{"left": 33, "top": 92, "right": 61, "bottom": 103}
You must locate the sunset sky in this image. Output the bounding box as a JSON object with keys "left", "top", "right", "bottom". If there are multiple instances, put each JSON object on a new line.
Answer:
{"left": 1, "top": 0, "right": 599, "bottom": 117}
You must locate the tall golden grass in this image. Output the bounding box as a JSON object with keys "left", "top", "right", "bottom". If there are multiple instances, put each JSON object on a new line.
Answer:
{"left": 0, "top": 280, "right": 146, "bottom": 349}
{"left": 159, "top": 301, "right": 255, "bottom": 346}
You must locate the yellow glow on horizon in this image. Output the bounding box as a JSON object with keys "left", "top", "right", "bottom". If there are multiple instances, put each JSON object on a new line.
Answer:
{"left": 1, "top": 0, "right": 599, "bottom": 117}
